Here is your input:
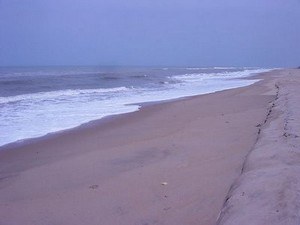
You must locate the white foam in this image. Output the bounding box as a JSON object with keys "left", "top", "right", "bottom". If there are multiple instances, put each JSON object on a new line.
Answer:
{"left": 173, "top": 69, "right": 271, "bottom": 83}
{"left": 0, "top": 87, "right": 129, "bottom": 104}
{"left": 0, "top": 68, "right": 273, "bottom": 147}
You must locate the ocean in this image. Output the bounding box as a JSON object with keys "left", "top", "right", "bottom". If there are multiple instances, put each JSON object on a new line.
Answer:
{"left": 0, "top": 66, "right": 271, "bottom": 147}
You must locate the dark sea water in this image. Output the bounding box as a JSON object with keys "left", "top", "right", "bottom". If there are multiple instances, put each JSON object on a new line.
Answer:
{"left": 0, "top": 66, "right": 271, "bottom": 147}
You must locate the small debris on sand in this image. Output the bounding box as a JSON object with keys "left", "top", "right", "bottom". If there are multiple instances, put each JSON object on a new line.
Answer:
{"left": 89, "top": 184, "right": 99, "bottom": 190}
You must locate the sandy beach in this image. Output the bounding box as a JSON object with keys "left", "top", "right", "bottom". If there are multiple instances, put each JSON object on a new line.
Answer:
{"left": 0, "top": 69, "right": 299, "bottom": 225}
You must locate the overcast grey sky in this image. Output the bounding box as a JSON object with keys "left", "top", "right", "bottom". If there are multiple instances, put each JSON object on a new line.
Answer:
{"left": 0, "top": 0, "right": 299, "bottom": 67}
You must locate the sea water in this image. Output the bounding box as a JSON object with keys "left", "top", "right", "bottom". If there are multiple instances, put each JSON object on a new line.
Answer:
{"left": 0, "top": 66, "right": 271, "bottom": 147}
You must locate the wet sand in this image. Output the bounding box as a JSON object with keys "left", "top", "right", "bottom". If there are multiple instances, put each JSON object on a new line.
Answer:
{"left": 0, "top": 70, "right": 280, "bottom": 225}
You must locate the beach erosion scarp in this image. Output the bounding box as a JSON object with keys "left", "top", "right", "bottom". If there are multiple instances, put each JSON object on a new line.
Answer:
{"left": 0, "top": 69, "right": 299, "bottom": 225}
{"left": 217, "top": 69, "right": 300, "bottom": 225}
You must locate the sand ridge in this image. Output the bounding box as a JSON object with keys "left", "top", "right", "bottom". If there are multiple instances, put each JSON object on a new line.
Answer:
{"left": 217, "top": 69, "right": 300, "bottom": 225}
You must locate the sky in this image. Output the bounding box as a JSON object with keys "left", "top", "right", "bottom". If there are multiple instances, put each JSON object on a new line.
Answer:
{"left": 0, "top": 0, "right": 299, "bottom": 67}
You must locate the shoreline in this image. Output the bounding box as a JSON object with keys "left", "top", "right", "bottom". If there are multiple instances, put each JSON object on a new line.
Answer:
{"left": 0, "top": 70, "right": 282, "bottom": 225}
{"left": 0, "top": 71, "right": 269, "bottom": 151}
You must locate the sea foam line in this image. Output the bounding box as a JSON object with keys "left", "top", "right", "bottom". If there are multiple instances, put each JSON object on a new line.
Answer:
{"left": 0, "top": 87, "right": 130, "bottom": 104}
{"left": 172, "top": 69, "right": 272, "bottom": 82}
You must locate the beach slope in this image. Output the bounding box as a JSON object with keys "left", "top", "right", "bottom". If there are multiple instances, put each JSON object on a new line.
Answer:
{"left": 217, "top": 69, "right": 300, "bottom": 225}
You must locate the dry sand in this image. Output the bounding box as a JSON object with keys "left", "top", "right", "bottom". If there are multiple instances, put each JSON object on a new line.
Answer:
{"left": 1, "top": 69, "right": 295, "bottom": 225}
{"left": 217, "top": 69, "right": 300, "bottom": 225}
